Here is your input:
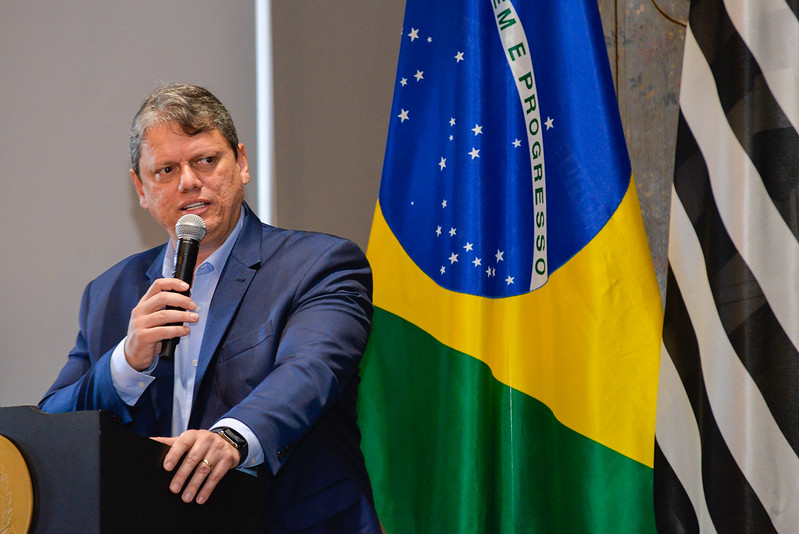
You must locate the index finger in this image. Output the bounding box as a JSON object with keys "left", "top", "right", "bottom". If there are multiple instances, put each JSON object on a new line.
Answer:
{"left": 138, "top": 278, "right": 197, "bottom": 315}
{"left": 162, "top": 434, "right": 195, "bottom": 472}
{"left": 147, "top": 277, "right": 190, "bottom": 297}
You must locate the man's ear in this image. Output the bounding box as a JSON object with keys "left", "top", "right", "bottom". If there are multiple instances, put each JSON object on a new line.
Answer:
{"left": 237, "top": 143, "right": 251, "bottom": 185}
{"left": 130, "top": 169, "right": 148, "bottom": 209}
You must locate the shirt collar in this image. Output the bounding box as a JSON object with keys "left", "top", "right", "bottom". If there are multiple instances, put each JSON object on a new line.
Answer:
{"left": 161, "top": 206, "right": 246, "bottom": 278}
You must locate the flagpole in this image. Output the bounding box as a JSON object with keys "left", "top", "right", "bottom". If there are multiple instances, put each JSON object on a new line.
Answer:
{"left": 255, "top": 0, "right": 276, "bottom": 225}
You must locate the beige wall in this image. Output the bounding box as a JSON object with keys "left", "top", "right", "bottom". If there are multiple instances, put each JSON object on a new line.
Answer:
{"left": 0, "top": 1, "right": 680, "bottom": 407}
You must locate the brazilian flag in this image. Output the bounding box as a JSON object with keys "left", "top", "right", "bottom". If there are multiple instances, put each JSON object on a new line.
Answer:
{"left": 359, "top": 0, "right": 663, "bottom": 532}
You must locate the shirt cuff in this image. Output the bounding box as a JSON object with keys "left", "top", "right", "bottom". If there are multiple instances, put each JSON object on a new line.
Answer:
{"left": 212, "top": 417, "right": 265, "bottom": 470}
{"left": 110, "top": 339, "right": 157, "bottom": 406}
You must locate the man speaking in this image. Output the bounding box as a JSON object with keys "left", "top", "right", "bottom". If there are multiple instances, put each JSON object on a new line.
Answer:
{"left": 39, "top": 82, "right": 381, "bottom": 533}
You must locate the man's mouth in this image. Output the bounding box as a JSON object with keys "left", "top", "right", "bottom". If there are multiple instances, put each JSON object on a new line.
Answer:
{"left": 182, "top": 201, "right": 209, "bottom": 212}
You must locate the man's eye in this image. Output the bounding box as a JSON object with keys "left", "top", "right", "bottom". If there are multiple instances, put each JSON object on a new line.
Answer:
{"left": 154, "top": 166, "right": 175, "bottom": 182}
{"left": 199, "top": 156, "right": 215, "bottom": 165}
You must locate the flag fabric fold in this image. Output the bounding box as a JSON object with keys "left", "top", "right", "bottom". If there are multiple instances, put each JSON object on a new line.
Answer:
{"left": 359, "top": 1, "right": 662, "bottom": 532}
{"left": 655, "top": 0, "right": 799, "bottom": 531}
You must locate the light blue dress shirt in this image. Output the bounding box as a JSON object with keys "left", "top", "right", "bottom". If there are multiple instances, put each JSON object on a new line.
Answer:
{"left": 109, "top": 208, "right": 264, "bottom": 469}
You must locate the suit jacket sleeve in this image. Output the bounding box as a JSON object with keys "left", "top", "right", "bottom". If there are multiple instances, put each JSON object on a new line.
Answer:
{"left": 213, "top": 236, "right": 373, "bottom": 476}
{"left": 38, "top": 280, "right": 135, "bottom": 421}
{"left": 38, "top": 248, "right": 160, "bottom": 425}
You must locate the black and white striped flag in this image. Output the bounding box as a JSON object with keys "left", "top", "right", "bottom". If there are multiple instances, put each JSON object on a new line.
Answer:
{"left": 655, "top": 0, "right": 799, "bottom": 531}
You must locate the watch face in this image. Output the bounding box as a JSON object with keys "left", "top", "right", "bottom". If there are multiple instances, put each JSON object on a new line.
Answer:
{"left": 217, "top": 428, "right": 245, "bottom": 449}
{"left": 226, "top": 430, "right": 241, "bottom": 446}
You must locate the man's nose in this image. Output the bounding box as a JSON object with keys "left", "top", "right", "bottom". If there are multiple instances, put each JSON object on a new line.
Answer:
{"left": 178, "top": 164, "right": 201, "bottom": 192}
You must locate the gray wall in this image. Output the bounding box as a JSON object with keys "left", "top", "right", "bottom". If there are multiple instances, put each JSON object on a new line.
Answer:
{"left": 0, "top": 1, "right": 404, "bottom": 406}
{"left": 271, "top": 3, "right": 404, "bottom": 245}
{"left": 0, "top": 1, "right": 258, "bottom": 406}
{"left": 599, "top": 0, "right": 688, "bottom": 297}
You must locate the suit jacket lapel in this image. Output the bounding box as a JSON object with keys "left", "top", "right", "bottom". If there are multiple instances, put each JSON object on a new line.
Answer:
{"left": 192, "top": 207, "right": 262, "bottom": 400}
{"left": 145, "top": 248, "right": 165, "bottom": 282}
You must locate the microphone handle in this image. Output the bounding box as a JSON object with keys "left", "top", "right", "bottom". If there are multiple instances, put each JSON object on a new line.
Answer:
{"left": 159, "top": 237, "right": 200, "bottom": 359}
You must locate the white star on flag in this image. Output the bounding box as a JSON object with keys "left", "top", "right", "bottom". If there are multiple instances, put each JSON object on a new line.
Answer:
{"left": 408, "top": 28, "right": 419, "bottom": 41}
{"left": 398, "top": 109, "right": 410, "bottom": 122}
{"left": 495, "top": 250, "right": 504, "bottom": 262}
{"left": 472, "top": 257, "right": 482, "bottom": 267}
{"left": 464, "top": 243, "right": 473, "bottom": 252}
{"left": 439, "top": 157, "right": 447, "bottom": 171}
{"left": 414, "top": 70, "right": 424, "bottom": 82}
{"left": 545, "top": 116, "right": 554, "bottom": 129}
{"left": 472, "top": 124, "right": 483, "bottom": 135}
{"left": 468, "top": 148, "right": 480, "bottom": 159}
{"left": 455, "top": 51, "right": 464, "bottom": 62}
{"left": 449, "top": 253, "right": 459, "bottom": 264}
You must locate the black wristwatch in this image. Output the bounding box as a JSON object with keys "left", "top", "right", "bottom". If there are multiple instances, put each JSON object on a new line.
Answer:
{"left": 211, "top": 426, "right": 248, "bottom": 468}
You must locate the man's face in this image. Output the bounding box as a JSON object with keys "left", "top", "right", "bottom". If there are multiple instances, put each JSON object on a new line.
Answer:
{"left": 131, "top": 123, "right": 250, "bottom": 257}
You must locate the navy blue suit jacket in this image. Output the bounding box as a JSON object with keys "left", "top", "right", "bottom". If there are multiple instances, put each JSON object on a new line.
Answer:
{"left": 40, "top": 204, "right": 380, "bottom": 533}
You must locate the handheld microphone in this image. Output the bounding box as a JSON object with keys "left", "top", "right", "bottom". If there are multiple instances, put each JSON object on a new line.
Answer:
{"left": 160, "top": 213, "right": 207, "bottom": 359}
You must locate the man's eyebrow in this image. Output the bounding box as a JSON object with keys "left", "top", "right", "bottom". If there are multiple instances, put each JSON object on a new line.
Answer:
{"left": 150, "top": 158, "right": 177, "bottom": 170}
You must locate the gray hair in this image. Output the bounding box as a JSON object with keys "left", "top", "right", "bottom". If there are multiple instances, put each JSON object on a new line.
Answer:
{"left": 129, "top": 82, "right": 239, "bottom": 176}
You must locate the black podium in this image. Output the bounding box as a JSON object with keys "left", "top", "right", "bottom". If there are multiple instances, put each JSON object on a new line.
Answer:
{"left": 0, "top": 406, "right": 265, "bottom": 533}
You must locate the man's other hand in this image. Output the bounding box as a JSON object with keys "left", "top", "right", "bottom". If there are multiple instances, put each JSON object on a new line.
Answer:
{"left": 152, "top": 429, "right": 241, "bottom": 504}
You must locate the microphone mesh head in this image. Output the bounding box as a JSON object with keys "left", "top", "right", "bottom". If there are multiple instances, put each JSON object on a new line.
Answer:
{"left": 175, "top": 214, "right": 207, "bottom": 242}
